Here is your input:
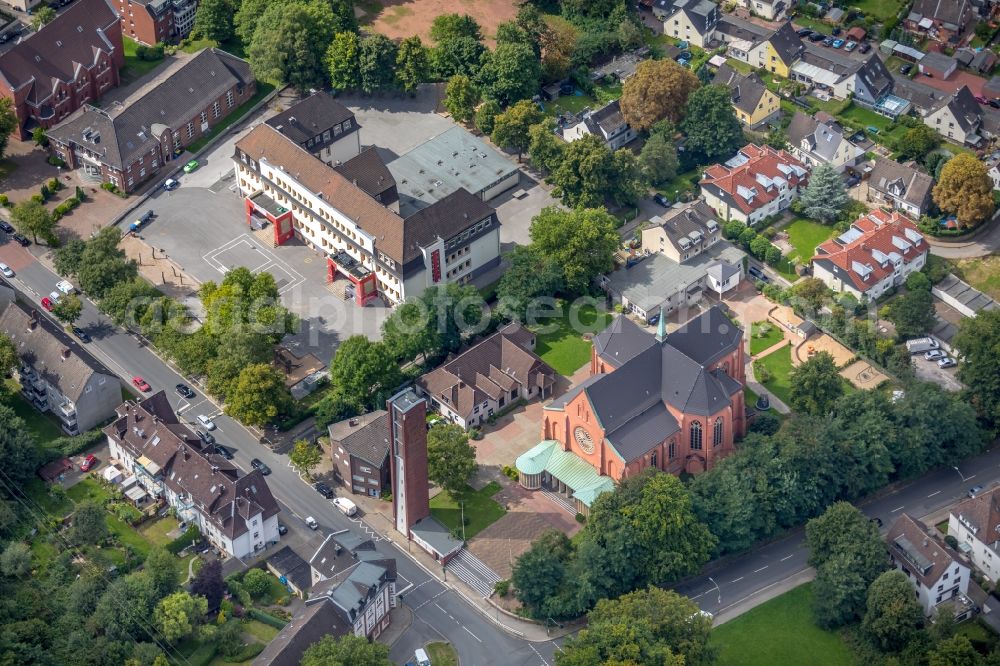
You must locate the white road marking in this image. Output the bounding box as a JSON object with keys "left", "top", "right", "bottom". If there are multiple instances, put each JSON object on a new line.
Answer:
{"left": 927, "top": 490, "right": 941, "bottom": 498}
{"left": 730, "top": 576, "right": 744, "bottom": 583}
{"left": 528, "top": 643, "right": 551, "bottom": 666}
{"left": 967, "top": 475, "right": 977, "bottom": 481}
{"left": 891, "top": 506, "right": 905, "bottom": 513}
{"left": 413, "top": 588, "right": 448, "bottom": 611}
{"left": 780, "top": 554, "right": 794, "bottom": 562}
{"left": 462, "top": 626, "right": 482, "bottom": 642}
{"left": 691, "top": 592, "right": 705, "bottom": 600}
{"left": 754, "top": 566, "right": 768, "bottom": 573}
{"left": 396, "top": 583, "right": 414, "bottom": 596}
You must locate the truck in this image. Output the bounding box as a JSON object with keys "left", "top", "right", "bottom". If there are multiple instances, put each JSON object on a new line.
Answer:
{"left": 128, "top": 210, "right": 155, "bottom": 234}
{"left": 905, "top": 337, "right": 939, "bottom": 354}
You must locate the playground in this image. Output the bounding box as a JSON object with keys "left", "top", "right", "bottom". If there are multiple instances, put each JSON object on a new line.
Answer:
{"left": 838, "top": 360, "right": 889, "bottom": 390}
{"left": 792, "top": 333, "right": 855, "bottom": 368}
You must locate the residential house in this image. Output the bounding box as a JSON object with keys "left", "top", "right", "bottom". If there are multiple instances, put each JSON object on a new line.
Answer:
{"left": 415, "top": 323, "right": 555, "bottom": 428}
{"left": 265, "top": 91, "right": 361, "bottom": 168}
{"left": 852, "top": 54, "right": 901, "bottom": 114}
{"left": 650, "top": 0, "right": 719, "bottom": 47}
{"left": 925, "top": 86, "right": 986, "bottom": 145}
{"left": 811, "top": 209, "right": 929, "bottom": 301}
{"left": 906, "top": 0, "right": 976, "bottom": 44}
{"left": 49, "top": 48, "right": 254, "bottom": 193}
{"left": 919, "top": 51, "right": 958, "bottom": 79}
{"left": 889, "top": 514, "right": 972, "bottom": 619}
{"left": 327, "top": 410, "right": 391, "bottom": 498}
{"left": 715, "top": 15, "right": 772, "bottom": 64}
{"left": 712, "top": 64, "right": 780, "bottom": 129}
{"left": 233, "top": 124, "right": 501, "bottom": 306}
{"left": 700, "top": 143, "right": 809, "bottom": 225}
{"left": 735, "top": 0, "right": 791, "bottom": 21}
{"left": 255, "top": 534, "right": 396, "bottom": 666}
{"left": 518, "top": 307, "right": 746, "bottom": 514}
{"left": 949, "top": 485, "right": 1000, "bottom": 582}
{"left": 789, "top": 44, "right": 864, "bottom": 99}
{"left": 0, "top": 0, "right": 124, "bottom": 138}
{"left": 114, "top": 0, "right": 196, "bottom": 46}
{"left": 0, "top": 301, "right": 120, "bottom": 435}
{"left": 561, "top": 100, "right": 637, "bottom": 150}
{"left": 748, "top": 21, "right": 803, "bottom": 77}
{"left": 786, "top": 111, "right": 863, "bottom": 172}
{"left": 868, "top": 158, "right": 934, "bottom": 217}
{"left": 104, "top": 392, "right": 281, "bottom": 559}
{"left": 601, "top": 201, "right": 745, "bottom": 321}
{"left": 892, "top": 76, "right": 954, "bottom": 117}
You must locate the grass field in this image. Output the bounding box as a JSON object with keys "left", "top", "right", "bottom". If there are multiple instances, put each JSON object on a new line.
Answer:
{"left": 186, "top": 83, "right": 275, "bottom": 153}
{"left": 713, "top": 583, "right": 854, "bottom": 666}
{"left": 657, "top": 167, "right": 700, "bottom": 203}
{"left": 784, "top": 218, "right": 836, "bottom": 264}
{"left": 429, "top": 482, "right": 505, "bottom": 540}
{"left": 543, "top": 81, "right": 622, "bottom": 118}
{"left": 532, "top": 302, "right": 613, "bottom": 376}
{"left": 837, "top": 104, "right": 908, "bottom": 146}
{"left": 3, "top": 383, "right": 64, "bottom": 443}
{"left": 756, "top": 344, "right": 794, "bottom": 406}
{"left": 750, "top": 321, "right": 784, "bottom": 356}
{"left": 849, "top": 0, "right": 908, "bottom": 23}
{"left": 949, "top": 256, "right": 1000, "bottom": 300}
{"left": 121, "top": 38, "right": 165, "bottom": 83}
{"left": 141, "top": 516, "right": 180, "bottom": 546}
{"left": 425, "top": 642, "right": 459, "bottom": 666}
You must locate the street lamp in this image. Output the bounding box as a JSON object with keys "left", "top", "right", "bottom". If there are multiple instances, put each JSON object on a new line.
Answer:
{"left": 954, "top": 466, "right": 970, "bottom": 483}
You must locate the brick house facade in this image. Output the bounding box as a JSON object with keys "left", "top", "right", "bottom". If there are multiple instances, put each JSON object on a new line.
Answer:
{"left": 115, "top": 0, "right": 197, "bottom": 46}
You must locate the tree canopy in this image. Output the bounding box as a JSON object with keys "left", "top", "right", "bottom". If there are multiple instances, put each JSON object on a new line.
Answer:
{"left": 224, "top": 363, "right": 292, "bottom": 426}
{"left": 300, "top": 634, "right": 392, "bottom": 666}
{"left": 862, "top": 570, "right": 926, "bottom": 652}
{"left": 426, "top": 424, "right": 477, "bottom": 496}
{"left": 680, "top": 84, "right": 745, "bottom": 163}
{"left": 620, "top": 59, "right": 698, "bottom": 131}
{"left": 933, "top": 153, "right": 995, "bottom": 228}
{"left": 788, "top": 351, "right": 843, "bottom": 416}
{"left": 477, "top": 42, "right": 542, "bottom": 107}
{"left": 10, "top": 199, "right": 57, "bottom": 245}
{"left": 798, "top": 163, "right": 849, "bottom": 224}
{"left": 491, "top": 100, "right": 544, "bottom": 159}
{"left": 328, "top": 336, "right": 401, "bottom": 410}
{"left": 953, "top": 308, "right": 1000, "bottom": 431}
{"left": 444, "top": 74, "right": 480, "bottom": 124}
{"left": 528, "top": 206, "right": 619, "bottom": 295}
{"left": 248, "top": 0, "right": 339, "bottom": 93}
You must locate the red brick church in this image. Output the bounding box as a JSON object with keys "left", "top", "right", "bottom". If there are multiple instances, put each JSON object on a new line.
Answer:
{"left": 517, "top": 306, "right": 746, "bottom": 513}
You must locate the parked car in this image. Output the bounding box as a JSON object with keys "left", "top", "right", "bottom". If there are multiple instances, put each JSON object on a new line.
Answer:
{"left": 196, "top": 414, "right": 216, "bottom": 430}
{"left": 653, "top": 193, "right": 671, "bottom": 207}
{"left": 899, "top": 64, "right": 913, "bottom": 75}
{"left": 905, "top": 337, "right": 939, "bottom": 354}
{"left": 858, "top": 43, "right": 871, "bottom": 53}
{"left": 183, "top": 159, "right": 199, "bottom": 173}
{"left": 0, "top": 221, "right": 14, "bottom": 233}
{"left": 250, "top": 458, "right": 271, "bottom": 475}
{"left": 305, "top": 516, "right": 319, "bottom": 530}
{"left": 831, "top": 26, "right": 842, "bottom": 36}
{"left": 56, "top": 280, "right": 77, "bottom": 295}
{"left": 748, "top": 265, "right": 769, "bottom": 282}
{"left": 72, "top": 326, "right": 91, "bottom": 343}
{"left": 823, "top": 36, "right": 835, "bottom": 46}
{"left": 213, "top": 444, "right": 234, "bottom": 460}
{"left": 40, "top": 296, "right": 54, "bottom": 311}
{"left": 924, "top": 349, "right": 946, "bottom": 361}
{"left": 163, "top": 178, "right": 180, "bottom": 191}
{"left": 648, "top": 313, "right": 660, "bottom": 326}
{"left": 809, "top": 32, "right": 826, "bottom": 42}
{"left": 844, "top": 41, "right": 857, "bottom": 51}
{"left": 796, "top": 28, "right": 813, "bottom": 37}
{"left": 12, "top": 234, "right": 30, "bottom": 247}
{"left": 845, "top": 175, "right": 860, "bottom": 187}
{"left": 0, "top": 263, "right": 13, "bottom": 278}
{"left": 196, "top": 429, "right": 216, "bottom": 446}
{"left": 79, "top": 454, "right": 97, "bottom": 472}
{"left": 175, "top": 383, "right": 195, "bottom": 399}
{"left": 333, "top": 497, "right": 358, "bottom": 516}
{"left": 938, "top": 357, "right": 957, "bottom": 368}
{"left": 832, "top": 39, "right": 844, "bottom": 48}
{"left": 969, "top": 485, "right": 984, "bottom": 498}
{"left": 277, "top": 522, "right": 288, "bottom": 536}
{"left": 132, "top": 376, "right": 151, "bottom": 392}
{"left": 849, "top": 130, "right": 866, "bottom": 143}
{"left": 313, "top": 482, "right": 335, "bottom": 499}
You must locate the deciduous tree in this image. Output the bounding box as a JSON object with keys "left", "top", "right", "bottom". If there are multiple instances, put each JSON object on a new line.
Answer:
{"left": 193, "top": 0, "right": 234, "bottom": 42}
{"left": 680, "top": 84, "right": 745, "bottom": 163}
{"left": 883, "top": 289, "right": 936, "bottom": 338}
{"left": 241, "top": 568, "right": 271, "bottom": 597}
{"left": 475, "top": 99, "right": 500, "bottom": 135}
{"left": 444, "top": 74, "right": 480, "bottom": 124}
{"left": 528, "top": 121, "right": 564, "bottom": 175}
{"left": 928, "top": 635, "right": 981, "bottom": 666}
{"left": 143, "top": 547, "right": 180, "bottom": 599}
{"left": 0, "top": 332, "right": 18, "bottom": 378}
{"left": 550, "top": 134, "right": 614, "bottom": 207}
{"left": 426, "top": 424, "right": 477, "bottom": 496}
{"left": 492, "top": 100, "right": 544, "bottom": 160}
{"left": 798, "top": 163, "right": 849, "bottom": 224}
{"left": 933, "top": 152, "right": 995, "bottom": 227}
{"left": 153, "top": 591, "right": 207, "bottom": 643}
{"left": 358, "top": 33, "right": 398, "bottom": 94}
{"left": 190, "top": 559, "right": 225, "bottom": 612}
{"left": 224, "top": 363, "right": 292, "bottom": 426}
{"left": 329, "top": 336, "right": 401, "bottom": 409}
{"left": 248, "top": 0, "right": 337, "bottom": 93}
{"left": 862, "top": 571, "right": 925, "bottom": 652}
{"left": 0, "top": 542, "right": 31, "bottom": 577}
{"left": 789, "top": 351, "right": 843, "bottom": 415}
{"left": 31, "top": 6, "right": 56, "bottom": 30}
{"left": 395, "top": 36, "right": 429, "bottom": 94}
{"left": 300, "top": 634, "right": 392, "bottom": 666}
{"left": 954, "top": 308, "right": 1000, "bottom": 430}
{"left": 51, "top": 293, "right": 82, "bottom": 327}
{"left": 477, "top": 42, "right": 542, "bottom": 107}
{"left": 639, "top": 132, "right": 679, "bottom": 185}
{"left": 289, "top": 439, "right": 322, "bottom": 477}
{"left": 430, "top": 36, "right": 486, "bottom": 79}
{"left": 429, "top": 13, "right": 482, "bottom": 42}
{"left": 513, "top": 530, "right": 574, "bottom": 615}
{"left": 496, "top": 245, "right": 564, "bottom": 321}
{"left": 620, "top": 59, "right": 698, "bottom": 131}
{"left": 11, "top": 199, "right": 57, "bottom": 245}
{"left": 70, "top": 501, "right": 108, "bottom": 546}
{"left": 326, "top": 32, "right": 361, "bottom": 91}
{"left": 234, "top": 0, "right": 274, "bottom": 45}
{"left": 894, "top": 124, "right": 939, "bottom": 162}
{"left": 529, "top": 206, "right": 619, "bottom": 295}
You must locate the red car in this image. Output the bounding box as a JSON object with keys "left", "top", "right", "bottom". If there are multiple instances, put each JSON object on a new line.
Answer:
{"left": 132, "top": 376, "right": 151, "bottom": 392}
{"left": 80, "top": 454, "right": 97, "bottom": 472}
{"left": 41, "top": 296, "right": 54, "bottom": 311}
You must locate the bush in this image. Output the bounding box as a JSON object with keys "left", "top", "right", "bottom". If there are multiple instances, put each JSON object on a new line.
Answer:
{"left": 46, "top": 156, "right": 66, "bottom": 167}
{"left": 166, "top": 524, "right": 201, "bottom": 554}
{"left": 0, "top": 194, "right": 8, "bottom": 207}
{"left": 31, "top": 194, "right": 44, "bottom": 204}
{"left": 75, "top": 186, "right": 86, "bottom": 201}
{"left": 494, "top": 579, "right": 510, "bottom": 597}
{"left": 245, "top": 608, "right": 287, "bottom": 629}
{"left": 575, "top": 512, "right": 586, "bottom": 523}
{"left": 501, "top": 465, "right": 519, "bottom": 481}
{"left": 226, "top": 643, "right": 265, "bottom": 662}
{"left": 753, "top": 360, "right": 771, "bottom": 383}
{"left": 39, "top": 184, "right": 50, "bottom": 200}
{"left": 242, "top": 568, "right": 272, "bottom": 598}
{"left": 945, "top": 534, "right": 959, "bottom": 549}
{"left": 748, "top": 411, "right": 781, "bottom": 435}
{"left": 47, "top": 178, "right": 61, "bottom": 192}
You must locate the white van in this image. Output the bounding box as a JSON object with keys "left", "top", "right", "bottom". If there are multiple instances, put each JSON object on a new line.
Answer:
{"left": 414, "top": 648, "right": 431, "bottom": 666}
{"left": 333, "top": 497, "right": 357, "bottom": 517}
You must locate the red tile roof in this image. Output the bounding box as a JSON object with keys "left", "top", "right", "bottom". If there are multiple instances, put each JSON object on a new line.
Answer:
{"left": 812, "top": 209, "right": 927, "bottom": 293}
{"left": 701, "top": 144, "right": 808, "bottom": 215}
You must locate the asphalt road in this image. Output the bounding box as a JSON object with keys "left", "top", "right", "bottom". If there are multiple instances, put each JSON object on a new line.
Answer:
{"left": 4, "top": 257, "right": 564, "bottom": 666}
{"left": 673, "top": 444, "right": 1000, "bottom": 618}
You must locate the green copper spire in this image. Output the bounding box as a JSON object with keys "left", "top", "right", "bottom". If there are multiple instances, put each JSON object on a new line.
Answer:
{"left": 655, "top": 305, "right": 666, "bottom": 342}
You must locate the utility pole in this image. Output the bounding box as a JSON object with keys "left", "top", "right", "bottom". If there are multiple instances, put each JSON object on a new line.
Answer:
{"left": 461, "top": 501, "right": 466, "bottom": 542}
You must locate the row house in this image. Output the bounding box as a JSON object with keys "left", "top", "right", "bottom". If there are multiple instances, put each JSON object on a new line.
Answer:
{"left": 950, "top": 485, "right": 1000, "bottom": 583}
{"left": 233, "top": 124, "right": 501, "bottom": 306}
{"left": 0, "top": 0, "right": 123, "bottom": 138}
{"left": 48, "top": 48, "right": 254, "bottom": 192}
{"left": 104, "top": 392, "right": 281, "bottom": 559}
{"left": 115, "top": 0, "right": 196, "bottom": 46}
{"left": 925, "top": 85, "right": 986, "bottom": 146}
{"left": 811, "top": 209, "right": 928, "bottom": 301}
{"left": 889, "top": 514, "right": 972, "bottom": 619}
{"left": 700, "top": 143, "right": 808, "bottom": 225}
{"left": 561, "top": 99, "right": 637, "bottom": 150}
{"left": 905, "top": 0, "right": 976, "bottom": 45}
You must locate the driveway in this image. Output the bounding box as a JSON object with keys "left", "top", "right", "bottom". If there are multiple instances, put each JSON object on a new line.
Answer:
{"left": 925, "top": 212, "right": 1000, "bottom": 259}
{"left": 912, "top": 354, "right": 963, "bottom": 391}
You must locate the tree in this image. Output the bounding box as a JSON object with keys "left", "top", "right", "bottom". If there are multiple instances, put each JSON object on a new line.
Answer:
{"left": 289, "top": 439, "right": 323, "bottom": 477}
{"left": 234, "top": 0, "right": 273, "bottom": 45}
{"left": 513, "top": 530, "right": 573, "bottom": 615}
{"left": 0, "top": 542, "right": 31, "bottom": 577}
{"left": 51, "top": 293, "right": 83, "bottom": 327}
{"left": 329, "top": 336, "right": 401, "bottom": 409}
{"left": 193, "top": 0, "right": 234, "bottom": 42}
{"left": 791, "top": 277, "right": 830, "bottom": 312}
{"left": 681, "top": 85, "right": 745, "bottom": 163}
{"left": 477, "top": 42, "right": 542, "bottom": 107}
{"left": 0, "top": 406, "right": 39, "bottom": 485}
{"left": 884, "top": 289, "right": 936, "bottom": 338}
{"left": 248, "top": 0, "right": 337, "bottom": 93}
{"left": 558, "top": 586, "right": 712, "bottom": 666}
{"left": 0, "top": 98, "right": 16, "bottom": 160}
{"left": 10, "top": 199, "right": 57, "bottom": 245}
{"left": 528, "top": 121, "right": 564, "bottom": 175}
{"left": 799, "top": 163, "right": 849, "bottom": 224}
{"left": 933, "top": 152, "right": 995, "bottom": 227}
{"left": 358, "top": 33, "right": 397, "bottom": 94}
{"left": 31, "top": 6, "right": 56, "bottom": 30}
{"left": 430, "top": 13, "right": 482, "bottom": 42}
{"left": 953, "top": 309, "right": 1000, "bottom": 429}
{"left": 475, "top": 99, "right": 501, "bottom": 135}
{"left": 620, "top": 59, "right": 699, "bottom": 131}
{"left": 551, "top": 134, "right": 615, "bottom": 208}
{"left": 491, "top": 100, "right": 544, "bottom": 160}
{"left": 928, "top": 635, "right": 981, "bottom": 666}
{"left": 32, "top": 127, "right": 47, "bottom": 147}
{"left": 529, "top": 206, "right": 619, "bottom": 295}
{"left": 749, "top": 235, "right": 772, "bottom": 261}
{"left": 326, "top": 32, "right": 361, "bottom": 91}
{"left": 224, "top": 363, "right": 291, "bottom": 426}
{"left": 143, "top": 547, "right": 180, "bottom": 599}
{"left": 639, "top": 132, "right": 679, "bottom": 185}
{"left": 380, "top": 283, "right": 483, "bottom": 364}
{"left": 395, "top": 36, "right": 429, "bottom": 94}
{"left": 610, "top": 148, "right": 647, "bottom": 206}
{"left": 906, "top": 271, "right": 932, "bottom": 292}
{"left": 54, "top": 238, "right": 86, "bottom": 277}
{"left": 300, "top": 634, "right": 392, "bottom": 666}
{"left": 0, "top": 332, "right": 17, "bottom": 378}
{"left": 444, "top": 74, "right": 480, "bottom": 125}
{"left": 153, "top": 591, "right": 207, "bottom": 643}
{"left": 241, "top": 568, "right": 271, "bottom": 598}
{"left": 789, "top": 351, "right": 843, "bottom": 416}
{"left": 862, "top": 571, "right": 925, "bottom": 652}
{"left": 91, "top": 572, "right": 158, "bottom": 642}
{"left": 894, "top": 124, "right": 939, "bottom": 162}
{"left": 497, "top": 245, "right": 564, "bottom": 321}
{"left": 190, "top": 559, "right": 225, "bottom": 611}
{"left": 70, "top": 501, "right": 108, "bottom": 546}
{"left": 430, "top": 36, "right": 486, "bottom": 79}
{"left": 426, "top": 424, "right": 477, "bottom": 496}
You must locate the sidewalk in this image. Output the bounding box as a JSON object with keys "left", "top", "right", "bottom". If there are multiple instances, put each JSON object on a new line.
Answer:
{"left": 744, "top": 357, "right": 791, "bottom": 415}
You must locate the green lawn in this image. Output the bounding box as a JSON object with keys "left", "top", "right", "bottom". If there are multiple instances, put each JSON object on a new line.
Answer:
{"left": 750, "top": 321, "right": 784, "bottom": 355}
{"left": 425, "top": 642, "right": 459, "bottom": 666}
{"left": 950, "top": 256, "right": 1000, "bottom": 300}
{"left": 793, "top": 16, "right": 833, "bottom": 35}
{"left": 836, "top": 104, "right": 908, "bottom": 147}
{"left": 242, "top": 620, "right": 279, "bottom": 643}
{"left": 121, "top": 38, "right": 166, "bottom": 83}
{"left": 957, "top": 620, "right": 999, "bottom": 649}
{"left": 756, "top": 344, "right": 794, "bottom": 406}
{"left": 140, "top": 516, "right": 180, "bottom": 547}
{"left": 181, "top": 37, "right": 218, "bottom": 54}
{"left": 531, "top": 302, "right": 613, "bottom": 376}
{"left": 429, "top": 482, "right": 505, "bottom": 541}
{"left": 713, "top": 583, "right": 854, "bottom": 666}
{"left": 186, "top": 83, "right": 275, "bottom": 154}
{"left": 2, "top": 384, "right": 64, "bottom": 443}
{"left": 657, "top": 167, "right": 700, "bottom": 203}
{"left": 784, "top": 218, "right": 836, "bottom": 264}
{"left": 542, "top": 81, "right": 622, "bottom": 119}
{"left": 849, "top": 0, "right": 908, "bottom": 23}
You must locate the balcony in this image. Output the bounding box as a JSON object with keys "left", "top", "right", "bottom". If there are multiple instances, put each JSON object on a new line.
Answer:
{"left": 57, "top": 401, "right": 76, "bottom": 419}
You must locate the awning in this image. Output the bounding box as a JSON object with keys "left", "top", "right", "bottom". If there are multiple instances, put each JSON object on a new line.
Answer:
{"left": 125, "top": 486, "right": 148, "bottom": 502}
{"left": 919, "top": 17, "right": 934, "bottom": 29}
{"left": 136, "top": 455, "right": 161, "bottom": 475}
{"left": 516, "top": 441, "right": 615, "bottom": 508}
